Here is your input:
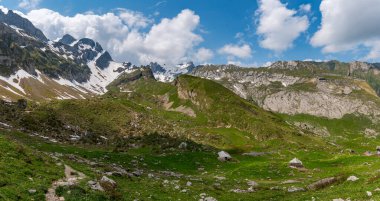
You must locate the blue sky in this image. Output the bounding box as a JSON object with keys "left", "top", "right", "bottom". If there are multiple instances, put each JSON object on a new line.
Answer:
{"left": 1, "top": 0, "right": 380, "bottom": 66}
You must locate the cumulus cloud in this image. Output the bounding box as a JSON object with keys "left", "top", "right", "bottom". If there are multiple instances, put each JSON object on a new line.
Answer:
{"left": 25, "top": 8, "right": 206, "bottom": 66}
{"left": 19, "top": 0, "right": 41, "bottom": 10}
{"left": 311, "top": 0, "right": 380, "bottom": 59}
{"left": 218, "top": 44, "right": 252, "bottom": 59}
{"left": 256, "top": 0, "right": 309, "bottom": 52}
{"left": 193, "top": 48, "right": 214, "bottom": 63}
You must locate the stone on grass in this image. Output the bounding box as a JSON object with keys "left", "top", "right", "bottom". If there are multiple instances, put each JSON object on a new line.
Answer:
{"left": 367, "top": 191, "right": 372, "bottom": 197}
{"left": 346, "top": 176, "right": 359, "bottom": 182}
{"left": 28, "top": 189, "right": 36, "bottom": 194}
{"left": 289, "top": 158, "right": 303, "bottom": 168}
{"left": 282, "top": 179, "right": 299, "bottom": 184}
{"left": 287, "top": 186, "right": 305, "bottom": 193}
{"left": 247, "top": 180, "right": 258, "bottom": 187}
{"left": 217, "top": 151, "right": 232, "bottom": 162}
{"left": 242, "top": 152, "right": 267, "bottom": 157}
{"left": 100, "top": 176, "right": 117, "bottom": 191}
{"left": 364, "top": 151, "right": 373, "bottom": 156}
{"left": 88, "top": 180, "right": 104, "bottom": 191}
{"left": 204, "top": 197, "right": 217, "bottom": 201}
{"left": 178, "top": 142, "right": 187, "bottom": 149}
{"left": 307, "top": 177, "right": 337, "bottom": 190}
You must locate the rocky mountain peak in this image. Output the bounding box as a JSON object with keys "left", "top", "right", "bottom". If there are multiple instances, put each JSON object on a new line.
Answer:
{"left": 149, "top": 62, "right": 166, "bottom": 74}
{"left": 177, "top": 61, "right": 195, "bottom": 71}
{"left": 74, "top": 38, "right": 103, "bottom": 52}
{"left": 58, "top": 34, "right": 77, "bottom": 45}
{"left": 0, "top": 9, "right": 48, "bottom": 42}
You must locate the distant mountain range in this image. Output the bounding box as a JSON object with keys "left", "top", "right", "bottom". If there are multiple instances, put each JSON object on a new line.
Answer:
{"left": 0, "top": 9, "right": 196, "bottom": 101}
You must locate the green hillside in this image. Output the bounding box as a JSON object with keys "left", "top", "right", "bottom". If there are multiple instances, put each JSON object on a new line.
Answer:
{"left": 1, "top": 74, "right": 380, "bottom": 200}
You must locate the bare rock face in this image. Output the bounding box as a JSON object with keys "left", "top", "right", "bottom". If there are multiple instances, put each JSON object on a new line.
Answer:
{"left": 262, "top": 91, "right": 380, "bottom": 119}
{"left": 190, "top": 64, "right": 380, "bottom": 121}
{"left": 293, "top": 122, "right": 330, "bottom": 137}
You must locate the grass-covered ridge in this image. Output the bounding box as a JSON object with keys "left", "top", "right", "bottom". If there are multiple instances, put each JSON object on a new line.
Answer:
{"left": 18, "top": 75, "right": 324, "bottom": 152}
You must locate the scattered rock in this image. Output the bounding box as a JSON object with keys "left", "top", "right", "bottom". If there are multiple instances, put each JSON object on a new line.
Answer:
{"left": 346, "top": 176, "right": 359, "bottom": 182}
{"left": 100, "top": 176, "right": 117, "bottom": 191}
{"left": 88, "top": 180, "right": 104, "bottom": 191}
{"left": 214, "top": 176, "right": 226, "bottom": 180}
{"left": 294, "top": 122, "right": 330, "bottom": 137}
{"left": 242, "top": 152, "right": 268, "bottom": 157}
{"left": 282, "top": 179, "right": 299, "bottom": 184}
{"left": 307, "top": 177, "right": 338, "bottom": 190}
{"left": 217, "top": 151, "right": 232, "bottom": 162}
{"left": 203, "top": 197, "right": 217, "bottom": 201}
{"left": 132, "top": 169, "right": 143, "bottom": 177}
{"left": 28, "top": 189, "right": 36, "bottom": 194}
{"left": 364, "top": 129, "right": 379, "bottom": 139}
{"left": 289, "top": 158, "right": 304, "bottom": 168}
{"left": 230, "top": 187, "right": 255, "bottom": 193}
{"left": 367, "top": 191, "right": 372, "bottom": 197}
{"left": 287, "top": 186, "right": 305, "bottom": 193}
{"left": 178, "top": 142, "right": 187, "bottom": 149}
{"left": 247, "top": 180, "right": 258, "bottom": 187}
{"left": 364, "top": 151, "right": 373, "bottom": 156}
{"left": 186, "top": 181, "right": 192, "bottom": 186}
{"left": 199, "top": 193, "right": 217, "bottom": 201}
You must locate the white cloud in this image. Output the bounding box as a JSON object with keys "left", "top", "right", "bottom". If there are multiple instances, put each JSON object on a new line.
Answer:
{"left": 18, "top": 0, "right": 41, "bottom": 10}
{"left": 218, "top": 44, "right": 252, "bottom": 59}
{"left": 193, "top": 48, "right": 214, "bottom": 63}
{"left": 256, "top": 0, "right": 309, "bottom": 52}
{"left": 25, "top": 8, "right": 206, "bottom": 66}
{"left": 299, "top": 4, "right": 311, "bottom": 12}
{"left": 311, "top": 0, "right": 380, "bottom": 60}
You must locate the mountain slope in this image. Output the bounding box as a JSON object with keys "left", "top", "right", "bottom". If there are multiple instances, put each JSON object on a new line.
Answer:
{"left": 190, "top": 61, "right": 380, "bottom": 121}
{"left": 0, "top": 10, "right": 136, "bottom": 101}
{"left": 0, "top": 9, "right": 198, "bottom": 102}
{"left": 12, "top": 73, "right": 325, "bottom": 151}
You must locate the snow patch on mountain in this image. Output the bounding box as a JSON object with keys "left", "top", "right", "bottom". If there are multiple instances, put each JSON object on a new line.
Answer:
{"left": 150, "top": 62, "right": 195, "bottom": 82}
{"left": 0, "top": 69, "right": 34, "bottom": 94}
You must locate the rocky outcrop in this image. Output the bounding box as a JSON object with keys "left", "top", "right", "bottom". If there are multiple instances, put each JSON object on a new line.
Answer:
{"left": 263, "top": 91, "right": 380, "bottom": 119}
{"left": 108, "top": 67, "right": 155, "bottom": 89}
{"left": 190, "top": 63, "right": 380, "bottom": 120}
{"left": 96, "top": 51, "right": 113, "bottom": 69}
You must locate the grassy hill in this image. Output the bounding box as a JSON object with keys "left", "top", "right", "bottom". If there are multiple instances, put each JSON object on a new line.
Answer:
{"left": 17, "top": 75, "right": 325, "bottom": 152}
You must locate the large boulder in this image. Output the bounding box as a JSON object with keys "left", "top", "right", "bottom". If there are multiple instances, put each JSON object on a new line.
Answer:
{"left": 217, "top": 151, "right": 232, "bottom": 162}
{"left": 289, "top": 158, "right": 303, "bottom": 168}
{"left": 99, "top": 176, "right": 117, "bottom": 191}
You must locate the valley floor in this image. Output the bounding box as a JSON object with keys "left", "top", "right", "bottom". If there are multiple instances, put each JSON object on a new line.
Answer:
{"left": 2, "top": 128, "right": 380, "bottom": 201}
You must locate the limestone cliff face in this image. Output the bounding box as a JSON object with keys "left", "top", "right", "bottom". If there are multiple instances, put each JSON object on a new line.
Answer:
{"left": 190, "top": 62, "right": 380, "bottom": 120}
{"left": 262, "top": 91, "right": 379, "bottom": 119}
